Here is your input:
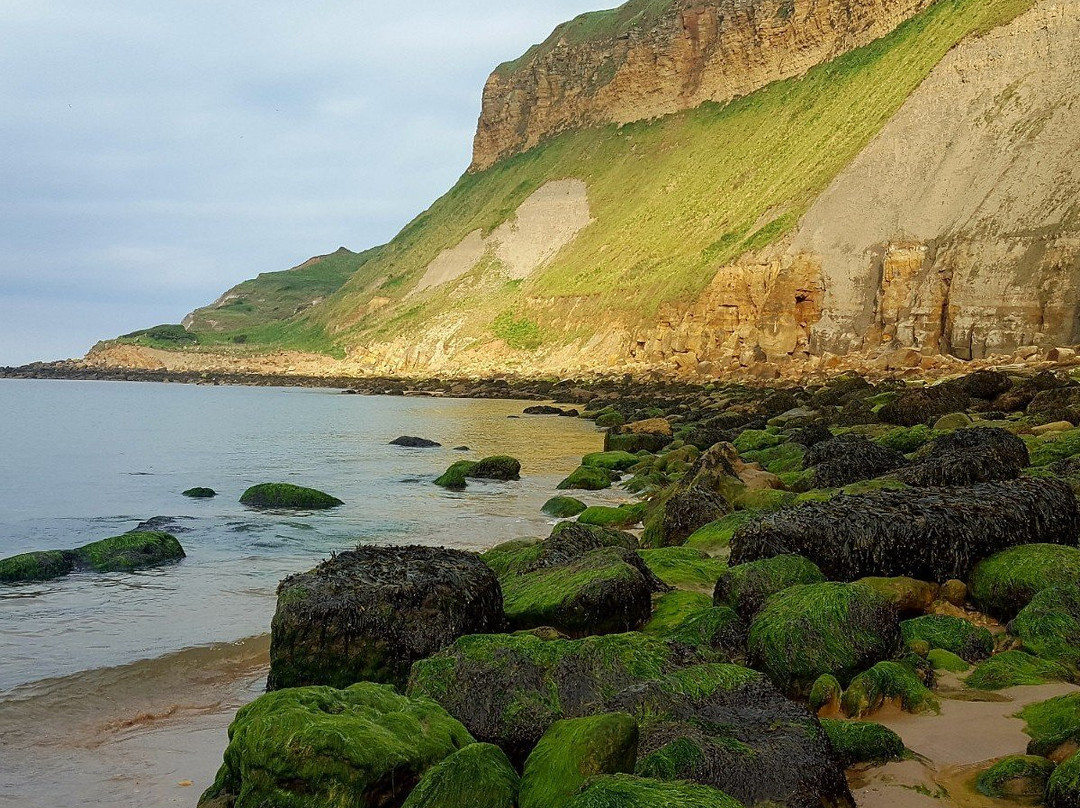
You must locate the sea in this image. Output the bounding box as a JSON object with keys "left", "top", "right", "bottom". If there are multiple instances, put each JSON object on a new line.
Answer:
{"left": 0, "top": 379, "right": 613, "bottom": 806}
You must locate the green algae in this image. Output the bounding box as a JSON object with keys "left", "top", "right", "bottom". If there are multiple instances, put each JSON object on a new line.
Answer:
{"left": 542, "top": 496, "right": 588, "bottom": 518}
{"left": 1046, "top": 751, "right": 1080, "bottom": 808}
{"left": 900, "top": 615, "right": 993, "bottom": 662}
{"left": 239, "top": 482, "right": 343, "bottom": 508}
{"left": 741, "top": 442, "right": 807, "bottom": 474}
{"left": 820, "top": 719, "right": 906, "bottom": 766}
{"left": 0, "top": 550, "right": 74, "bottom": 583}
{"left": 72, "top": 531, "right": 185, "bottom": 572}
{"left": 182, "top": 487, "right": 217, "bottom": 498}
{"left": 582, "top": 451, "right": 644, "bottom": 471}
{"left": 927, "top": 649, "right": 970, "bottom": 673}
{"left": 1019, "top": 692, "right": 1080, "bottom": 756}
{"left": 637, "top": 547, "right": 726, "bottom": 592}
{"left": 558, "top": 465, "right": 614, "bottom": 491}
{"left": 1009, "top": 586, "right": 1080, "bottom": 668}
{"left": 684, "top": 512, "right": 754, "bottom": 554}
{"left": 965, "top": 650, "right": 1072, "bottom": 691}
{"left": 975, "top": 755, "right": 1054, "bottom": 798}
{"left": 643, "top": 590, "right": 713, "bottom": 636}
{"left": 565, "top": 775, "right": 741, "bottom": 808}
{"left": 841, "top": 661, "right": 939, "bottom": 718}
{"left": 969, "top": 544, "right": 1080, "bottom": 619}
{"left": 809, "top": 674, "right": 843, "bottom": 714}
{"left": 435, "top": 461, "right": 478, "bottom": 489}
{"left": 713, "top": 554, "right": 825, "bottom": 619}
{"left": 401, "top": 743, "right": 519, "bottom": 808}
{"left": 481, "top": 539, "right": 543, "bottom": 578}
{"left": 579, "top": 503, "right": 648, "bottom": 529}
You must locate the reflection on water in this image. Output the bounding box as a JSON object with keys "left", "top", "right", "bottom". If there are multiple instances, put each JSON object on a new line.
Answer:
{"left": 0, "top": 379, "right": 623, "bottom": 807}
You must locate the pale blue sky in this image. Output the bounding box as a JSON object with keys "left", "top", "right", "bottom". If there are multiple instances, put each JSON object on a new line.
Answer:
{"left": 0, "top": 1, "right": 603, "bottom": 365}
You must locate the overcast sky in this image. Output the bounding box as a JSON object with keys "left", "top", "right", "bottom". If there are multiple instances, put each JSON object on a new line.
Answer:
{"left": 0, "top": 0, "right": 603, "bottom": 365}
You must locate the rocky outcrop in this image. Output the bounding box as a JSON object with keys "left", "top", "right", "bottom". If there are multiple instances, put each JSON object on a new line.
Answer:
{"left": 472, "top": 0, "right": 931, "bottom": 170}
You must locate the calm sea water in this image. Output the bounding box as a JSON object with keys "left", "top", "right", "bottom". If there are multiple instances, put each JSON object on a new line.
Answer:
{"left": 0, "top": 379, "right": 614, "bottom": 807}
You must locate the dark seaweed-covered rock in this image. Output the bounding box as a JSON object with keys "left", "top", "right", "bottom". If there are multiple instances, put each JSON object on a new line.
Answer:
{"left": 239, "top": 482, "right": 343, "bottom": 509}
{"left": 820, "top": 719, "right": 906, "bottom": 766}
{"left": 407, "top": 632, "right": 685, "bottom": 763}
{"left": 268, "top": 545, "right": 505, "bottom": 690}
{"left": 401, "top": 743, "right": 519, "bottom": 808}
{"left": 803, "top": 434, "right": 906, "bottom": 488}
{"left": 897, "top": 427, "right": 1028, "bottom": 487}
{"left": 900, "top": 615, "right": 993, "bottom": 662}
{"left": 71, "top": 530, "right": 186, "bottom": 572}
{"left": 519, "top": 714, "right": 638, "bottom": 808}
{"left": 542, "top": 496, "right": 588, "bottom": 518}
{"left": 501, "top": 547, "right": 665, "bottom": 637}
{"left": 747, "top": 582, "right": 902, "bottom": 696}
{"left": 730, "top": 478, "right": 1080, "bottom": 583}
{"left": 470, "top": 456, "right": 522, "bottom": 481}
{"left": 566, "top": 775, "right": 741, "bottom": 808}
{"left": 642, "top": 485, "right": 731, "bottom": 548}
{"left": 391, "top": 436, "right": 442, "bottom": 447}
{"left": 969, "top": 544, "right": 1080, "bottom": 619}
{"left": 532, "top": 522, "right": 639, "bottom": 569}
{"left": 524, "top": 405, "right": 566, "bottom": 415}
{"left": 810, "top": 375, "right": 871, "bottom": 408}
{"left": 0, "top": 550, "right": 74, "bottom": 583}
{"left": 182, "top": 487, "right": 217, "bottom": 498}
{"left": 199, "top": 683, "right": 473, "bottom": 808}
{"left": 713, "top": 554, "right": 826, "bottom": 620}
{"left": 788, "top": 422, "right": 834, "bottom": 448}
{"left": 619, "top": 664, "right": 853, "bottom": 808}
{"left": 953, "top": 370, "right": 1013, "bottom": 400}
{"left": 878, "top": 385, "right": 970, "bottom": 427}
{"left": 605, "top": 426, "right": 674, "bottom": 454}
{"left": 1028, "top": 386, "right": 1080, "bottom": 424}
{"left": 1009, "top": 586, "right": 1080, "bottom": 668}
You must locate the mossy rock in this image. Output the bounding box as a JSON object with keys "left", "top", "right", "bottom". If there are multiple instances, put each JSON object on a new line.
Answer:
{"left": 582, "top": 451, "right": 644, "bottom": 472}
{"left": 927, "top": 649, "right": 970, "bottom": 673}
{"left": 970, "top": 544, "right": 1080, "bottom": 619}
{"left": 872, "top": 425, "right": 940, "bottom": 453}
{"left": 481, "top": 539, "right": 543, "bottom": 578}
{"left": 841, "top": 661, "right": 939, "bottom": 718}
{"left": 741, "top": 442, "right": 806, "bottom": 475}
{"left": 858, "top": 577, "right": 938, "bottom": 616}
{"left": 1019, "top": 692, "right": 1080, "bottom": 757}
{"left": 809, "top": 674, "right": 843, "bottom": 714}
{"left": 637, "top": 547, "right": 727, "bottom": 592}
{"left": 641, "top": 485, "right": 730, "bottom": 548}
{"left": 565, "top": 775, "right": 741, "bottom": 808}
{"left": 0, "top": 550, "right": 74, "bottom": 583}
{"left": 1047, "top": 751, "right": 1080, "bottom": 808}
{"left": 643, "top": 590, "right": 713, "bottom": 636}
{"left": 1009, "top": 586, "right": 1080, "bottom": 668}
{"left": 469, "top": 456, "right": 521, "bottom": 481}
{"left": 595, "top": 412, "right": 625, "bottom": 429}
{"left": 182, "top": 487, "right": 217, "bottom": 498}
{"left": 501, "top": 548, "right": 660, "bottom": 636}
{"left": 72, "top": 531, "right": 185, "bottom": 572}
{"left": 932, "top": 412, "right": 974, "bottom": 431}
{"left": 578, "top": 503, "right": 648, "bottom": 529}
{"left": 605, "top": 431, "right": 674, "bottom": 455}
{"left": 1028, "top": 428, "right": 1080, "bottom": 467}
{"left": 733, "top": 429, "right": 788, "bottom": 453}
{"left": 558, "top": 465, "right": 614, "bottom": 491}
{"left": 407, "top": 631, "right": 683, "bottom": 763}
{"left": 713, "top": 554, "right": 825, "bottom": 620}
{"left": 239, "top": 482, "right": 343, "bottom": 509}
{"left": 519, "top": 713, "right": 638, "bottom": 808}
{"left": 199, "top": 682, "right": 473, "bottom": 808}
{"left": 975, "top": 755, "right": 1054, "bottom": 799}
{"left": 435, "top": 461, "right": 478, "bottom": 489}
{"left": 684, "top": 512, "right": 755, "bottom": 554}
{"left": 542, "top": 496, "right": 588, "bottom": 518}
{"left": 268, "top": 545, "right": 505, "bottom": 690}
{"left": 900, "top": 615, "right": 993, "bottom": 662}
{"left": 644, "top": 593, "right": 747, "bottom": 662}
{"left": 820, "top": 719, "right": 906, "bottom": 766}
{"left": 401, "top": 743, "right": 519, "bottom": 808}
{"left": 965, "top": 650, "right": 1071, "bottom": 691}
{"left": 748, "top": 582, "right": 902, "bottom": 696}
{"left": 732, "top": 487, "right": 797, "bottom": 512}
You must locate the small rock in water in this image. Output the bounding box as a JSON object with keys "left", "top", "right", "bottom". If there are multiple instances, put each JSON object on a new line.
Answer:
{"left": 181, "top": 487, "right": 216, "bottom": 499}
{"left": 523, "top": 405, "right": 565, "bottom": 416}
{"left": 239, "top": 483, "right": 343, "bottom": 509}
{"left": 134, "top": 516, "right": 194, "bottom": 533}
{"left": 390, "top": 436, "right": 442, "bottom": 448}
{"left": 453, "top": 446, "right": 470, "bottom": 451}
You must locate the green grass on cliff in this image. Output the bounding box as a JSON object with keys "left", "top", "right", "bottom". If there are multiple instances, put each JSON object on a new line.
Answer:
{"left": 178, "top": 0, "right": 1033, "bottom": 358}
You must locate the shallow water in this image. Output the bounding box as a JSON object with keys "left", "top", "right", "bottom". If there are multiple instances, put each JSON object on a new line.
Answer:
{"left": 0, "top": 379, "right": 614, "bottom": 805}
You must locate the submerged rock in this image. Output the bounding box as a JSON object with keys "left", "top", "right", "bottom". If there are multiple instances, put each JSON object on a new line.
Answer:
{"left": 199, "top": 683, "right": 473, "bottom": 808}
{"left": 0, "top": 550, "right": 74, "bottom": 583}
{"left": 182, "top": 487, "right": 217, "bottom": 498}
{"left": 239, "top": 482, "right": 343, "bottom": 509}
{"left": 268, "top": 545, "right": 505, "bottom": 690}
{"left": 435, "top": 460, "right": 477, "bottom": 489}
{"left": 470, "top": 456, "right": 522, "bottom": 481}
{"left": 558, "top": 465, "right": 614, "bottom": 491}
{"left": 0, "top": 530, "right": 185, "bottom": 583}
{"left": 391, "top": 436, "right": 442, "bottom": 448}
{"left": 731, "top": 478, "right": 1080, "bottom": 583}
{"left": 542, "top": 496, "right": 588, "bottom": 518}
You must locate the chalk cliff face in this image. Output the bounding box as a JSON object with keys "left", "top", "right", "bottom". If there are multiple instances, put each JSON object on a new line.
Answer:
{"left": 471, "top": 0, "right": 931, "bottom": 170}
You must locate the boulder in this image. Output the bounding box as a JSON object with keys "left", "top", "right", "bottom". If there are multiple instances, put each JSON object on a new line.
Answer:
{"left": 268, "top": 545, "right": 505, "bottom": 690}
{"left": 524, "top": 405, "right": 566, "bottom": 415}
{"left": 519, "top": 714, "right": 639, "bottom": 808}
{"left": 565, "top": 775, "right": 741, "bottom": 808}
{"left": 391, "top": 436, "right": 442, "bottom": 448}
{"left": 199, "top": 683, "right": 473, "bottom": 808}
{"left": 900, "top": 615, "right": 993, "bottom": 662}
{"left": 578, "top": 504, "right": 648, "bottom": 529}
{"left": 819, "top": 719, "right": 906, "bottom": 766}
{"left": 1029, "top": 387, "right": 1080, "bottom": 424}
{"left": 641, "top": 485, "right": 730, "bottom": 548}
{"left": 182, "top": 487, "right": 216, "bottom": 498}
{"left": 954, "top": 370, "right": 1013, "bottom": 400}
{"left": 530, "top": 522, "right": 638, "bottom": 569}
{"left": 803, "top": 434, "right": 906, "bottom": 488}
{"left": 731, "top": 479, "right": 1080, "bottom": 583}
{"left": 840, "top": 661, "right": 939, "bottom": 718}
{"left": 0, "top": 549, "right": 74, "bottom": 583}
{"left": 965, "top": 650, "right": 1071, "bottom": 690}
{"left": 401, "top": 743, "right": 519, "bottom": 808}
{"left": 435, "top": 461, "right": 477, "bottom": 489}
{"left": 239, "top": 483, "right": 343, "bottom": 509}
{"left": 470, "top": 456, "right": 522, "bottom": 481}
{"left": 809, "top": 674, "right": 843, "bottom": 715}
{"left": 582, "top": 451, "right": 643, "bottom": 471}
{"left": 858, "top": 577, "right": 938, "bottom": 616}
{"left": 636, "top": 547, "right": 726, "bottom": 592}
{"left": 558, "top": 465, "right": 614, "bottom": 491}
{"left": 969, "top": 544, "right": 1080, "bottom": 619}
{"left": 71, "top": 530, "right": 186, "bottom": 572}
{"left": 645, "top": 598, "right": 747, "bottom": 662}
{"left": 1019, "top": 692, "right": 1080, "bottom": 757}
{"left": 747, "top": 582, "right": 902, "bottom": 696}
{"left": 878, "top": 385, "right": 970, "bottom": 427}
{"left": 1009, "top": 586, "right": 1080, "bottom": 668}
{"left": 713, "top": 554, "right": 825, "bottom": 619}
{"left": 542, "top": 496, "right": 588, "bottom": 518}
{"left": 896, "top": 427, "right": 1029, "bottom": 487}
{"left": 975, "top": 755, "right": 1054, "bottom": 799}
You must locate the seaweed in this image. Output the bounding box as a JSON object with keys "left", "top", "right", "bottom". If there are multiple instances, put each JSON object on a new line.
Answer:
{"left": 820, "top": 719, "right": 906, "bottom": 766}
{"left": 900, "top": 615, "right": 993, "bottom": 662}
{"left": 897, "top": 427, "right": 1028, "bottom": 487}
{"left": 975, "top": 755, "right": 1054, "bottom": 799}
{"left": 840, "top": 661, "right": 939, "bottom": 718}
{"left": 401, "top": 743, "right": 519, "bottom": 808}
{"left": 803, "top": 434, "right": 906, "bottom": 488}
{"left": 969, "top": 543, "right": 1080, "bottom": 619}
{"left": 713, "top": 554, "right": 826, "bottom": 619}
{"left": 239, "top": 482, "right": 343, "bottom": 508}
{"left": 965, "top": 651, "right": 1071, "bottom": 691}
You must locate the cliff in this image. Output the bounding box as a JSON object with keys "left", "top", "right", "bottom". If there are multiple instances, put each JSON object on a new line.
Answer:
{"left": 471, "top": 0, "right": 932, "bottom": 170}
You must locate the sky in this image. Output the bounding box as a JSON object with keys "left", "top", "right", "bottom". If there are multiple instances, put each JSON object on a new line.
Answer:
{"left": 0, "top": 0, "right": 605, "bottom": 365}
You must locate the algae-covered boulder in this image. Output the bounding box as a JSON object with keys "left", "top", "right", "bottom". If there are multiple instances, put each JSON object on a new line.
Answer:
{"left": 840, "top": 661, "right": 939, "bottom": 718}
{"left": 858, "top": 577, "right": 938, "bottom": 616}
{"left": 407, "top": 631, "right": 684, "bottom": 762}
{"left": 470, "top": 456, "right": 521, "bottom": 481}
{"left": 878, "top": 384, "right": 970, "bottom": 427}
{"left": 644, "top": 592, "right": 747, "bottom": 662}
{"left": 747, "top": 582, "right": 902, "bottom": 696}
{"left": 72, "top": 530, "right": 185, "bottom": 572}
{"left": 182, "top": 487, "right": 216, "bottom": 498}
{"left": 803, "top": 434, "right": 906, "bottom": 488}
{"left": 481, "top": 539, "right": 543, "bottom": 578}
{"left": 819, "top": 719, "right": 906, "bottom": 766}
{"left": 1020, "top": 692, "right": 1080, "bottom": 757}
{"left": 900, "top": 615, "right": 993, "bottom": 662}
{"left": 536, "top": 522, "right": 639, "bottom": 567}
{"left": 542, "top": 496, "right": 588, "bottom": 518}
{"left": 1047, "top": 751, "right": 1080, "bottom": 808}
{"left": 519, "top": 714, "right": 638, "bottom": 808}
{"left": 239, "top": 482, "right": 343, "bottom": 509}
{"left": 199, "top": 683, "right": 473, "bottom": 808}
{"left": 731, "top": 478, "right": 1080, "bottom": 583}
{"left": 0, "top": 550, "right": 74, "bottom": 583}
{"left": 565, "top": 775, "right": 741, "bottom": 808}
{"left": 641, "top": 485, "right": 730, "bottom": 548}
{"left": 434, "top": 460, "right": 477, "bottom": 489}
{"left": 713, "top": 554, "right": 825, "bottom": 619}
{"left": 927, "top": 649, "right": 970, "bottom": 672}
{"left": 558, "top": 465, "right": 614, "bottom": 491}
{"left": 637, "top": 547, "right": 726, "bottom": 592}
{"left": 401, "top": 743, "right": 519, "bottom": 808}
{"left": 618, "top": 664, "right": 853, "bottom": 808}
{"left": 1029, "top": 387, "right": 1080, "bottom": 424}
{"left": 583, "top": 451, "right": 643, "bottom": 471}
{"left": 685, "top": 512, "right": 755, "bottom": 553}
{"left": 965, "top": 650, "right": 1071, "bottom": 690}
{"left": 809, "top": 674, "right": 843, "bottom": 715}
{"left": 975, "top": 755, "right": 1054, "bottom": 799}
{"left": 897, "top": 427, "right": 1029, "bottom": 487}
{"left": 268, "top": 545, "right": 505, "bottom": 690}
{"left": 501, "top": 547, "right": 663, "bottom": 636}
{"left": 578, "top": 503, "right": 648, "bottom": 529}
{"left": 970, "top": 544, "right": 1080, "bottom": 620}
{"left": 1009, "top": 586, "right": 1080, "bottom": 668}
